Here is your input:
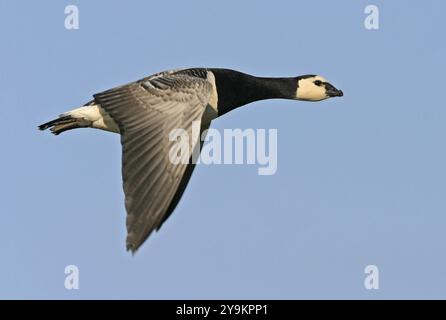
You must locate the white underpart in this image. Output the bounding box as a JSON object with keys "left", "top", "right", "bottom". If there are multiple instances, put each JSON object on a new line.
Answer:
{"left": 207, "top": 71, "right": 218, "bottom": 113}
{"left": 62, "top": 104, "right": 120, "bottom": 133}
{"left": 296, "top": 76, "right": 329, "bottom": 101}
{"left": 200, "top": 71, "right": 219, "bottom": 129}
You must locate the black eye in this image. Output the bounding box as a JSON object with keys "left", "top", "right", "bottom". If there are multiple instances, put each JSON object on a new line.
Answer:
{"left": 314, "top": 80, "right": 322, "bottom": 86}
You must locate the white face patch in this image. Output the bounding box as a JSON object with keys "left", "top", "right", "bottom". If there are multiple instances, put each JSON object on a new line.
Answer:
{"left": 296, "top": 76, "right": 329, "bottom": 101}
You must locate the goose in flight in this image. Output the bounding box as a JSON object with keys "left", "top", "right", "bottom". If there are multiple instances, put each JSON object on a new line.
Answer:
{"left": 39, "top": 68, "right": 343, "bottom": 253}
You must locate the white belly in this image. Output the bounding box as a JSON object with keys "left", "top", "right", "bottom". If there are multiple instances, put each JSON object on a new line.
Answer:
{"left": 63, "top": 104, "right": 120, "bottom": 133}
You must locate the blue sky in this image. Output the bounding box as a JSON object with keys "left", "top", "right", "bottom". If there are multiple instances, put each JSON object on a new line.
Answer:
{"left": 1, "top": 0, "right": 445, "bottom": 299}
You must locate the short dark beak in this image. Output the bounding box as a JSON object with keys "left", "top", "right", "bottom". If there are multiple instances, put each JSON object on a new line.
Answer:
{"left": 327, "top": 88, "right": 343, "bottom": 97}
{"left": 325, "top": 83, "right": 344, "bottom": 97}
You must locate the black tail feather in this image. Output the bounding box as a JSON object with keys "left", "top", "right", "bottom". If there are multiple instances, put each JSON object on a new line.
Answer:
{"left": 38, "top": 116, "right": 72, "bottom": 131}
{"left": 38, "top": 115, "right": 91, "bottom": 135}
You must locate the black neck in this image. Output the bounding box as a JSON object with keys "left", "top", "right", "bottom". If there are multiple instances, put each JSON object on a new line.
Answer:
{"left": 209, "top": 69, "right": 297, "bottom": 116}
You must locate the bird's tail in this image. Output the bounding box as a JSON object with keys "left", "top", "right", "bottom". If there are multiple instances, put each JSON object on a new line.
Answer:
{"left": 38, "top": 100, "right": 100, "bottom": 135}
{"left": 38, "top": 115, "right": 92, "bottom": 135}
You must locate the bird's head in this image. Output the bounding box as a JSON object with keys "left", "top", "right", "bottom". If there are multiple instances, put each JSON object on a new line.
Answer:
{"left": 295, "top": 75, "right": 343, "bottom": 101}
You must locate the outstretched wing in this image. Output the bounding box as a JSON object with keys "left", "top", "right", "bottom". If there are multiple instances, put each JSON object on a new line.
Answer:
{"left": 93, "top": 72, "right": 212, "bottom": 252}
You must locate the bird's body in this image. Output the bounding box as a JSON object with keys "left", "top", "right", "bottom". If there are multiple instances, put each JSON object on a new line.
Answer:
{"left": 39, "top": 67, "right": 343, "bottom": 253}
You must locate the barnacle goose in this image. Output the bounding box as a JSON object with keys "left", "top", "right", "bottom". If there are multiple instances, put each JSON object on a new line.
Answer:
{"left": 39, "top": 68, "right": 343, "bottom": 253}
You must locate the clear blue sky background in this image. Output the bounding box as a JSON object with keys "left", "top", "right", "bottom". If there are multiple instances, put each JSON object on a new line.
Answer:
{"left": 1, "top": 0, "right": 445, "bottom": 299}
